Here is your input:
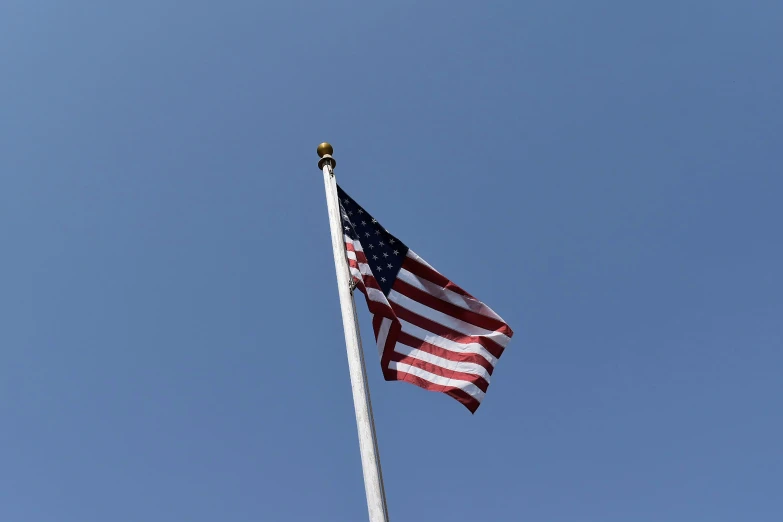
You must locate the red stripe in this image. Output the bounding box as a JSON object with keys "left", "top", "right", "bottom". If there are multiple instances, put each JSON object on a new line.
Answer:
{"left": 386, "top": 369, "right": 481, "bottom": 413}
{"left": 445, "top": 388, "right": 481, "bottom": 414}
{"left": 389, "top": 351, "right": 489, "bottom": 392}
{"left": 359, "top": 291, "right": 395, "bottom": 320}
{"left": 381, "top": 319, "right": 400, "bottom": 373}
{"left": 402, "top": 256, "right": 473, "bottom": 298}
{"left": 397, "top": 331, "right": 494, "bottom": 375}
{"left": 390, "top": 302, "right": 505, "bottom": 359}
{"left": 394, "top": 280, "right": 512, "bottom": 336}
{"left": 352, "top": 278, "right": 396, "bottom": 321}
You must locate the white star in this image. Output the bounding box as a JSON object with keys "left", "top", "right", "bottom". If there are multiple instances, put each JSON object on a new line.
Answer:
{"left": 364, "top": 232, "right": 371, "bottom": 237}
{"left": 376, "top": 266, "right": 383, "bottom": 271}
{"left": 382, "top": 252, "right": 389, "bottom": 258}
{"left": 368, "top": 244, "right": 374, "bottom": 249}
{"left": 387, "top": 263, "right": 393, "bottom": 269}
{"left": 344, "top": 198, "right": 350, "bottom": 203}
{"left": 375, "top": 230, "right": 380, "bottom": 235}
{"left": 371, "top": 218, "right": 377, "bottom": 223}
{"left": 358, "top": 209, "right": 364, "bottom": 214}
{"left": 361, "top": 221, "right": 367, "bottom": 226}
{"left": 389, "top": 239, "right": 395, "bottom": 244}
{"left": 348, "top": 210, "right": 353, "bottom": 215}
{"left": 373, "top": 255, "right": 378, "bottom": 260}
{"left": 393, "top": 250, "right": 399, "bottom": 255}
{"left": 379, "top": 241, "right": 385, "bottom": 246}
{"left": 344, "top": 226, "right": 349, "bottom": 231}
{"left": 381, "top": 277, "right": 386, "bottom": 282}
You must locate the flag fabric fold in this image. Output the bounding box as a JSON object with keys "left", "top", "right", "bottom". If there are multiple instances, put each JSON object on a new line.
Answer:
{"left": 337, "top": 185, "right": 513, "bottom": 413}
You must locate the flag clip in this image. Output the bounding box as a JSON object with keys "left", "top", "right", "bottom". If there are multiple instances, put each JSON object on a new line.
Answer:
{"left": 349, "top": 278, "right": 357, "bottom": 292}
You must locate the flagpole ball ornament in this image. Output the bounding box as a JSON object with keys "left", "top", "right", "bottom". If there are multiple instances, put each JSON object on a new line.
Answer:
{"left": 317, "top": 142, "right": 333, "bottom": 157}
{"left": 317, "top": 142, "right": 336, "bottom": 170}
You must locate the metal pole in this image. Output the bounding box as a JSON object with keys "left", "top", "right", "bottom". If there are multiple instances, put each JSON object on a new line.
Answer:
{"left": 317, "top": 143, "right": 390, "bottom": 522}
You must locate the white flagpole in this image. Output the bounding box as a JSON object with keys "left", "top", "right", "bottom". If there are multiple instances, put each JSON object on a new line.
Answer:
{"left": 317, "top": 143, "right": 390, "bottom": 522}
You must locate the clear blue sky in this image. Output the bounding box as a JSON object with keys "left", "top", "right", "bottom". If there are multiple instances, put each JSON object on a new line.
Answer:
{"left": 2, "top": 1, "right": 781, "bottom": 521}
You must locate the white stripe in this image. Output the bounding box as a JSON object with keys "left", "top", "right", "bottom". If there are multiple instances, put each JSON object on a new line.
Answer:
{"left": 399, "top": 319, "right": 497, "bottom": 366}
{"left": 344, "top": 235, "right": 364, "bottom": 252}
{"left": 376, "top": 318, "right": 392, "bottom": 358}
{"left": 365, "top": 286, "right": 386, "bottom": 304}
{"left": 356, "top": 262, "right": 373, "bottom": 277}
{"left": 388, "top": 362, "right": 485, "bottom": 402}
{"left": 389, "top": 291, "right": 512, "bottom": 348}
{"left": 394, "top": 344, "right": 491, "bottom": 383}
{"left": 346, "top": 251, "right": 357, "bottom": 261}
{"left": 396, "top": 268, "right": 504, "bottom": 321}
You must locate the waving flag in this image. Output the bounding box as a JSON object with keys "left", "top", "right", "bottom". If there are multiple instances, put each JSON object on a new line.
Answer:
{"left": 338, "top": 185, "right": 513, "bottom": 413}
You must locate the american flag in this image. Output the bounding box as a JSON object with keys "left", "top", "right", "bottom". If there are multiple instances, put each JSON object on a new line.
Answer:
{"left": 338, "top": 185, "right": 513, "bottom": 413}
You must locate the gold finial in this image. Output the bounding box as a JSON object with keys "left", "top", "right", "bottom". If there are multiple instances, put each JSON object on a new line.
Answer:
{"left": 317, "top": 142, "right": 334, "bottom": 158}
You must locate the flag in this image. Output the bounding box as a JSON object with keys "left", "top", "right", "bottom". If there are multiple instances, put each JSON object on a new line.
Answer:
{"left": 338, "top": 185, "right": 513, "bottom": 413}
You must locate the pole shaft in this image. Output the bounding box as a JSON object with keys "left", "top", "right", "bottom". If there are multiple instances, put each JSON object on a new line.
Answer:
{"left": 321, "top": 162, "right": 389, "bottom": 522}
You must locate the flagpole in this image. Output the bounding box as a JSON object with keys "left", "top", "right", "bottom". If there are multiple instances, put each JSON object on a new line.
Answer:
{"left": 317, "top": 143, "right": 390, "bottom": 522}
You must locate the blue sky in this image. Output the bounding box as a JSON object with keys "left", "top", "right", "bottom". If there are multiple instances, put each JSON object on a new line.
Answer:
{"left": 2, "top": 1, "right": 782, "bottom": 521}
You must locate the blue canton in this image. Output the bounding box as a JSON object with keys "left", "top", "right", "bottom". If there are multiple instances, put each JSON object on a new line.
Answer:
{"left": 337, "top": 185, "right": 409, "bottom": 296}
